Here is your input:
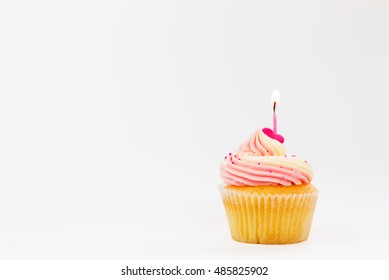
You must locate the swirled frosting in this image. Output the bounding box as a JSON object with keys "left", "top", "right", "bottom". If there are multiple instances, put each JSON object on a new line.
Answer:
{"left": 220, "top": 129, "right": 313, "bottom": 186}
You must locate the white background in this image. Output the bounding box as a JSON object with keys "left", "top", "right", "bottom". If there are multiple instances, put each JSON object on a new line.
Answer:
{"left": 0, "top": 0, "right": 388, "bottom": 259}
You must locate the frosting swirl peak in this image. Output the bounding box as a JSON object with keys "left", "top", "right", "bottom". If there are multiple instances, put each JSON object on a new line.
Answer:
{"left": 239, "top": 129, "right": 285, "bottom": 156}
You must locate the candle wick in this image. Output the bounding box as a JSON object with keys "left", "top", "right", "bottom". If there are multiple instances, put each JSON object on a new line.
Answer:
{"left": 273, "top": 102, "right": 276, "bottom": 113}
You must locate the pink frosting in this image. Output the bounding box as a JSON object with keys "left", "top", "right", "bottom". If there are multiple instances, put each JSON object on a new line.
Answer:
{"left": 220, "top": 129, "right": 313, "bottom": 186}
{"left": 262, "top": 127, "right": 284, "bottom": 143}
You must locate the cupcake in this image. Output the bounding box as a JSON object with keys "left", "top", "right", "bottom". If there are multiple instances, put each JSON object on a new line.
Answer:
{"left": 219, "top": 128, "right": 318, "bottom": 244}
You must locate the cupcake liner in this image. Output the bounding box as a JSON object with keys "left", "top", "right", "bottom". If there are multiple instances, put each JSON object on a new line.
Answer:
{"left": 219, "top": 185, "right": 318, "bottom": 244}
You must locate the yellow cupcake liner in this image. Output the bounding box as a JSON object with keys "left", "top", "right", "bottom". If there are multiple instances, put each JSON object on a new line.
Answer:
{"left": 219, "top": 185, "right": 318, "bottom": 244}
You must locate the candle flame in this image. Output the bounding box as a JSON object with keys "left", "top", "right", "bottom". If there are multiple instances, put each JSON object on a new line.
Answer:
{"left": 271, "top": 88, "right": 280, "bottom": 111}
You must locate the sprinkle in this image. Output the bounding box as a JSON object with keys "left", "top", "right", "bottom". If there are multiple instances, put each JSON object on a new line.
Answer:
{"left": 292, "top": 155, "right": 296, "bottom": 157}
{"left": 269, "top": 170, "right": 272, "bottom": 173}
{"left": 284, "top": 155, "right": 287, "bottom": 158}
{"left": 238, "top": 158, "right": 241, "bottom": 160}
{"left": 229, "top": 153, "right": 231, "bottom": 156}
{"left": 305, "top": 160, "right": 308, "bottom": 163}
{"left": 257, "top": 163, "right": 261, "bottom": 165}
{"left": 224, "top": 156, "right": 227, "bottom": 159}
{"left": 282, "top": 176, "right": 285, "bottom": 179}
{"left": 234, "top": 155, "right": 237, "bottom": 158}
{"left": 232, "top": 161, "right": 235, "bottom": 164}
{"left": 266, "top": 150, "right": 269, "bottom": 152}
{"left": 280, "top": 166, "right": 283, "bottom": 168}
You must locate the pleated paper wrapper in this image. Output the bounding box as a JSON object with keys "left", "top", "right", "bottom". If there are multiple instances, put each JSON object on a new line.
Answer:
{"left": 219, "top": 185, "right": 318, "bottom": 244}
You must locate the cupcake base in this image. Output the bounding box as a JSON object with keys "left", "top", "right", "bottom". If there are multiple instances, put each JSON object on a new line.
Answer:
{"left": 220, "top": 184, "right": 318, "bottom": 244}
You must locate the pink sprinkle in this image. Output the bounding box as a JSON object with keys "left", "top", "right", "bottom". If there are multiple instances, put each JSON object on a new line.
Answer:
{"left": 257, "top": 163, "right": 261, "bottom": 165}
{"left": 269, "top": 170, "right": 272, "bottom": 173}
{"left": 234, "top": 155, "right": 237, "bottom": 158}
{"left": 238, "top": 158, "right": 241, "bottom": 160}
{"left": 266, "top": 150, "right": 269, "bottom": 152}
{"left": 305, "top": 160, "right": 308, "bottom": 163}
{"left": 232, "top": 161, "right": 235, "bottom": 164}
{"left": 280, "top": 166, "right": 283, "bottom": 168}
{"left": 224, "top": 156, "right": 227, "bottom": 159}
{"left": 229, "top": 153, "right": 231, "bottom": 156}
{"left": 282, "top": 176, "right": 285, "bottom": 179}
{"left": 284, "top": 155, "right": 287, "bottom": 158}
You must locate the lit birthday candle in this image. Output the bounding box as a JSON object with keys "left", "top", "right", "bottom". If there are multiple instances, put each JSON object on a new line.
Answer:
{"left": 262, "top": 88, "right": 284, "bottom": 143}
